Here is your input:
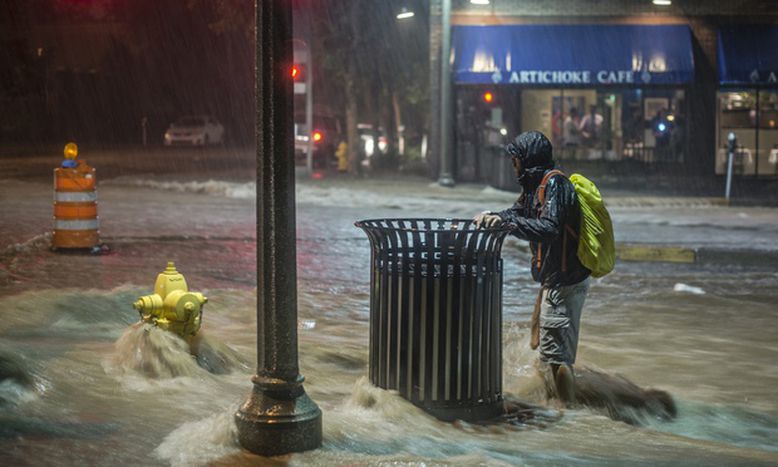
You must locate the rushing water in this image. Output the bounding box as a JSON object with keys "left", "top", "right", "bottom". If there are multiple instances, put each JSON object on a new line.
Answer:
{"left": 1, "top": 253, "right": 777, "bottom": 465}
{"left": 1, "top": 183, "right": 778, "bottom": 465}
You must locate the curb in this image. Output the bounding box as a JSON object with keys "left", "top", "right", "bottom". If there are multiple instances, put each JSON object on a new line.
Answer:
{"left": 606, "top": 197, "right": 729, "bottom": 208}
{"left": 617, "top": 244, "right": 695, "bottom": 263}
{"left": 617, "top": 243, "right": 778, "bottom": 267}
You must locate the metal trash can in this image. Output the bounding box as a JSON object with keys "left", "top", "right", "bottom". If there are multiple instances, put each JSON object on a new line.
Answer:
{"left": 355, "top": 218, "right": 512, "bottom": 422}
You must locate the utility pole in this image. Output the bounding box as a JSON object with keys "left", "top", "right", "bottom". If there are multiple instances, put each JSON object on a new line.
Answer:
{"left": 437, "top": 0, "right": 455, "bottom": 187}
{"left": 234, "top": 0, "right": 322, "bottom": 456}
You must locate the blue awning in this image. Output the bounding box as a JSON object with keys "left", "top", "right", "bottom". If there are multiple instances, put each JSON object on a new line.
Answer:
{"left": 452, "top": 24, "right": 694, "bottom": 86}
{"left": 718, "top": 26, "right": 778, "bottom": 85}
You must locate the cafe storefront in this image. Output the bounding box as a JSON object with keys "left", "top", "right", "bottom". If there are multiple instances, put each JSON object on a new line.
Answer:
{"left": 716, "top": 25, "right": 778, "bottom": 178}
{"left": 450, "top": 24, "right": 694, "bottom": 183}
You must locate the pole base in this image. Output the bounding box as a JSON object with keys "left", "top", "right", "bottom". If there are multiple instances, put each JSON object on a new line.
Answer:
{"left": 234, "top": 377, "right": 322, "bottom": 457}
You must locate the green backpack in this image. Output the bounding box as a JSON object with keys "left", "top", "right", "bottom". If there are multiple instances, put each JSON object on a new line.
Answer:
{"left": 537, "top": 170, "right": 615, "bottom": 278}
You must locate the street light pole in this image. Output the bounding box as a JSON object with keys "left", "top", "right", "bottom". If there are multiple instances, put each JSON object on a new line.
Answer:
{"left": 235, "top": 0, "right": 322, "bottom": 456}
{"left": 438, "top": 0, "right": 455, "bottom": 187}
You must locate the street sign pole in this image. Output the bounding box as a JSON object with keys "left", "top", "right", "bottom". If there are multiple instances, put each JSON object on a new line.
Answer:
{"left": 306, "top": 47, "right": 314, "bottom": 175}
{"left": 725, "top": 132, "right": 736, "bottom": 202}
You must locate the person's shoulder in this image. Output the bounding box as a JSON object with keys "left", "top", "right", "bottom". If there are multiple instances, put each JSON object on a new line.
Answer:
{"left": 546, "top": 171, "right": 572, "bottom": 192}
{"left": 546, "top": 170, "right": 568, "bottom": 182}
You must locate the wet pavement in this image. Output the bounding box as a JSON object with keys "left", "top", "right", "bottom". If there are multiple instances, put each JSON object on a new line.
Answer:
{"left": 4, "top": 165, "right": 778, "bottom": 292}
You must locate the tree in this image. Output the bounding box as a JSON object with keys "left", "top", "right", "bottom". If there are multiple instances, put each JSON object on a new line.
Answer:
{"left": 309, "top": 0, "right": 429, "bottom": 172}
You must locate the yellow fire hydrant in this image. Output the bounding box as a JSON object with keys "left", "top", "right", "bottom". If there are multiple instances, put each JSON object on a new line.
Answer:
{"left": 133, "top": 262, "right": 207, "bottom": 340}
{"left": 336, "top": 140, "right": 349, "bottom": 172}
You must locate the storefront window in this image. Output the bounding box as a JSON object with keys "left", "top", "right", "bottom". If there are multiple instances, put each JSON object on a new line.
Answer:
{"left": 717, "top": 91, "right": 757, "bottom": 175}
{"left": 452, "top": 86, "right": 689, "bottom": 177}
{"left": 519, "top": 88, "right": 686, "bottom": 164}
{"left": 520, "top": 88, "right": 566, "bottom": 146}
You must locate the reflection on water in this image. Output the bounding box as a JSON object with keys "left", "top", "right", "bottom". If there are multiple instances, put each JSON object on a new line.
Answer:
{"left": 1, "top": 261, "right": 777, "bottom": 465}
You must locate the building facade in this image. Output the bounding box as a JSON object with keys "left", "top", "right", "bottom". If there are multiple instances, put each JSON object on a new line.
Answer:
{"left": 428, "top": 0, "right": 778, "bottom": 185}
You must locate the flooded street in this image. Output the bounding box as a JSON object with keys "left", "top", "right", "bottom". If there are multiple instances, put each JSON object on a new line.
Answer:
{"left": 1, "top": 174, "right": 777, "bottom": 465}
{"left": 4, "top": 0, "right": 778, "bottom": 464}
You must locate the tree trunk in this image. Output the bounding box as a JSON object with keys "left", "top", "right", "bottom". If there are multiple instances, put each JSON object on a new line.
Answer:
{"left": 346, "top": 1, "right": 362, "bottom": 175}
{"left": 346, "top": 70, "right": 360, "bottom": 175}
{"left": 392, "top": 91, "right": 404, "bottom": 156}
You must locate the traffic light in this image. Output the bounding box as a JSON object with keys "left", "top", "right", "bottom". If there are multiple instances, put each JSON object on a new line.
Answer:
{"left": 291, "top": 64, "right": 306, "bottom": 81}
{"left": 482, "top": 91, "right": 494, "bottom": 104}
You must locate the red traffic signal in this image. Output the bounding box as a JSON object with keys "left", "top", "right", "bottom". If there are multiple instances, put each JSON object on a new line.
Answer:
{"left": 291, "top": 64, "right": 306, "bottom": 81}
{"left": 482, "top": 91, "right": 494, "bottom": 104}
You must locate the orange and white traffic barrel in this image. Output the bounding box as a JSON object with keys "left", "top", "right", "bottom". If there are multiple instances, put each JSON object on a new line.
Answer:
{"left": 52, "top": 143, "right": 100, "bottom": 250}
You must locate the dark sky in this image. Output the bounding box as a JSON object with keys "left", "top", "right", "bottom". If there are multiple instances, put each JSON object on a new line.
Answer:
{"left": 0, "top": 0, "right": 429, "bottom": 145}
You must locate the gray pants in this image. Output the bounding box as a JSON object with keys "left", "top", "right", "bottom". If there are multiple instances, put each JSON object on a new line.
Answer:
{"left": 539, "top": 277, "right": 590, "bottom": 365}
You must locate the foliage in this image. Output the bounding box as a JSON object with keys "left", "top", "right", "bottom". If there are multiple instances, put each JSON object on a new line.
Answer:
{"left": 308, "top": 0, "right": 429, "bottom": 144}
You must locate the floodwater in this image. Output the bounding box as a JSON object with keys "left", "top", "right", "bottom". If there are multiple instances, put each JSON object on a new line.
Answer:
{"left": 1, "top": 182, "right": 778, "bottom": 466}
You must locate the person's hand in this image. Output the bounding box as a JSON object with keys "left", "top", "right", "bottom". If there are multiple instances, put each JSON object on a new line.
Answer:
{"left": 473, "top": 212, "right": 503, "bottom": 228}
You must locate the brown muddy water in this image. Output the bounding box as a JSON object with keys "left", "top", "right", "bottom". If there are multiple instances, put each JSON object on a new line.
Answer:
{"left": 1, "top": 241, "right": 777, "bottom": 466}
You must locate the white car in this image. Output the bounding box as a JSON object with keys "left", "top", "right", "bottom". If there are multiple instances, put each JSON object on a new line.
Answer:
{"left": 164, "top": 116, "right": 225, "bottom": 146}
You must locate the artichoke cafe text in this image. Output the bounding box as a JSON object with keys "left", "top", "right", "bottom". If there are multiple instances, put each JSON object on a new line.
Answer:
{"left": 494, "top": 69, "right": 640, "bottom": 84}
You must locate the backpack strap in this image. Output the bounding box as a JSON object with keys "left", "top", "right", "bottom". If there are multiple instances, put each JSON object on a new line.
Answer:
{"left": 534, "top": 169, "right": 566, "bottom": 271}
{"left": 536, "top": 169, "right": 565, "bottom": 208}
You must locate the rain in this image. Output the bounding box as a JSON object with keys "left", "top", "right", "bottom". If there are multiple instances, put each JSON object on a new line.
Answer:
{"left": 1, "top": 0, "right": 778, "bottom": 465}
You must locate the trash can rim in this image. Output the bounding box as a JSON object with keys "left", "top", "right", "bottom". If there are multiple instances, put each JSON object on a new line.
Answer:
{"left": 354, "top": 218, "right": 515, "bottom": 233}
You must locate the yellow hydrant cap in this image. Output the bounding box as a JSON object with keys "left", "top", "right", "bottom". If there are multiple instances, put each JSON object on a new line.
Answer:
{"left": 163, "top": 261, "right": 178, "bottom": 275}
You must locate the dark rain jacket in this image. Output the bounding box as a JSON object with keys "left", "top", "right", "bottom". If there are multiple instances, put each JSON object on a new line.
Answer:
{"left": 497, "top": 171, "right": 591, "bottom": 288}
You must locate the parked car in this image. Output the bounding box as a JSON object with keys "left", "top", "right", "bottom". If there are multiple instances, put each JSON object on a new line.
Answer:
{"left": 164, "top": 115, "right": 225, "bottom": 146}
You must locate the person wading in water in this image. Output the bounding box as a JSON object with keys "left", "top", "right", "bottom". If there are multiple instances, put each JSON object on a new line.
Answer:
{"left": 474, "top": 130, "right": 591, "bottom": 407}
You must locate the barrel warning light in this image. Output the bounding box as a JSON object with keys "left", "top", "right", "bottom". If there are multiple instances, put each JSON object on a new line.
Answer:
{"left": 64, "top": 142, "right": 78, "bottom": 160}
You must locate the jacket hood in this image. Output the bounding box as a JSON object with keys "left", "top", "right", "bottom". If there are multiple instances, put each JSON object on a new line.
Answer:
{"left": 513, "top": 131, "right": 553, "bottom": 168}
{"left": 508, "top": 131, "right": 555, "bottom": 188}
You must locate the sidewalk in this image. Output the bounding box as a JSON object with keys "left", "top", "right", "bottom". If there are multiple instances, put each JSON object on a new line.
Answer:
{"left": 296, "top": 171, "right": 730, "bottom": 207}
